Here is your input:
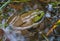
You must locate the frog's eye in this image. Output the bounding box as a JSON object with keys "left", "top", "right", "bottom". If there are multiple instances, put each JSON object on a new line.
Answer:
{"left": 58, "top": 4, "right": 60, "bottom": 6}
{"left": 38, "top": 14, "right": 41, "bottom": 16}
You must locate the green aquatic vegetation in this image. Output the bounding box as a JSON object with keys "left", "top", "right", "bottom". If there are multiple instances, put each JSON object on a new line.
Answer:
{"left": 50, "top": 1, "right": 58, "bottom": 7}
{"left": 0, "top": 23, "right": 8, "bottom": 28}
{"left": 0, "top": 0, "right": 10, "bottom": 11}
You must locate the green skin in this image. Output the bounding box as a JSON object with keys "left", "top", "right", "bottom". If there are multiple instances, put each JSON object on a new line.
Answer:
{"left": 33, "top": 11, "right": 44, "bottom": 23}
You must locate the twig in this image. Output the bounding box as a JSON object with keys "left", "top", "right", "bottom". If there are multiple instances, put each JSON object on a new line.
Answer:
{"left": 42, "top": 34, "right": 49, "bottom": 41}
{"left": 39, "top": 32, "right": 49, "bottom": 41}
{"left": 46, "top": 20, "right": 60, "bottom": 36}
